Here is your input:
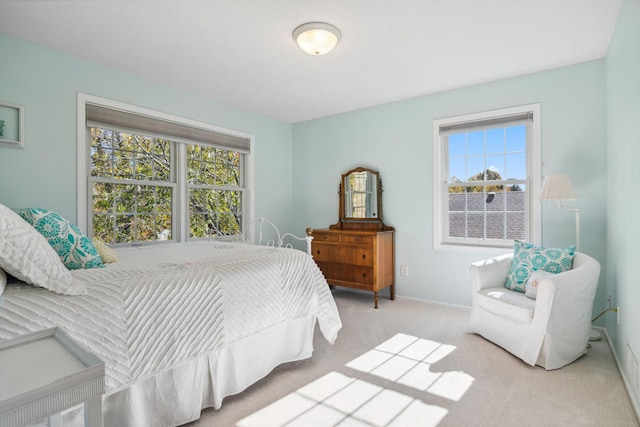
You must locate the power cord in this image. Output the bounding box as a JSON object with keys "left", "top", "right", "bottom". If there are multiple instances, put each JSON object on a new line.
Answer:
{"left": 587, "top": 307, "right": 619, "bottom": 347}
{"left": 592, "top": 307, "right": 618, "bottom": 323}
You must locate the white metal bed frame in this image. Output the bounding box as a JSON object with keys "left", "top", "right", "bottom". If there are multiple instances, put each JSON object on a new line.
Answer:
{"left": 208, "top": 217, "right": 314, "bottom": 255}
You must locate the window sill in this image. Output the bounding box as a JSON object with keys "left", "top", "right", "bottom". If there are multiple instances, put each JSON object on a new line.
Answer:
{"left": 434, "top": 241, "right": 513, "bottom": 256}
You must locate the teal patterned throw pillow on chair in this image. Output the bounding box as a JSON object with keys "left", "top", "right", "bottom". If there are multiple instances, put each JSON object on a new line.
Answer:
{"left": 504, "top": 240, "right": 575, "bottom": 292}
{"left": 15, "top": 208, "right": 104, "bottom": 270}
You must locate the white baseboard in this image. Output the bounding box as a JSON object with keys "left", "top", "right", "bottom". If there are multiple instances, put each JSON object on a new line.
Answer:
{"left": 395, "top": 294, "right": 471, "bottom": 311}
{"left": 597, "top": 326, "right": 640, "bottom": 423}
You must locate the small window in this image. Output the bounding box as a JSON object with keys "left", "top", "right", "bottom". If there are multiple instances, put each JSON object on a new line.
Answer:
{"left": 433, "top": 105, "right": 541, "bottom": 250}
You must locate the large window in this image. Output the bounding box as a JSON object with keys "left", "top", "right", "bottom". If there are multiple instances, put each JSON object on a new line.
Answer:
{"left": 433, "top": 104, "right": 541, "bottom": 250}
{"left": 77, "top": 94, "right": 253, "bottom": 245}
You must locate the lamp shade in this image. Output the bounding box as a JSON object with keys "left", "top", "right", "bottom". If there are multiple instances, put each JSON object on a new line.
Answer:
{"left": 293, "top": 22, "right": 341, "bottom": 55}
{"left": 539, "top": 174, "right": 577, "bottom": 201}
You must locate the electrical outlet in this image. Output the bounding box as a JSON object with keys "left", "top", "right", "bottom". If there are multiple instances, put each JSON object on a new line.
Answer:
{"left": 400, "top": 265, "right": 409, "bottom": 277}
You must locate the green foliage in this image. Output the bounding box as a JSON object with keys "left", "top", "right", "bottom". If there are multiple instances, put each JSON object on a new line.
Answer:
{"left": 90, "top": 128, "right": 242, "bottom": 243}
{"left": 187, "top": 144, "right": 241, "bottom": 237}
{"left": 449, "top": 169, "right": 505, "bottom": 194}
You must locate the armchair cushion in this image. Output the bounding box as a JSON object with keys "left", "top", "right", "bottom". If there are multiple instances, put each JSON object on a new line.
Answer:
{"left": 505, "top": 240, "right": 575, "bottom": 292}
{"left": 478, "top": 287, "right": 535, "bottom": 323}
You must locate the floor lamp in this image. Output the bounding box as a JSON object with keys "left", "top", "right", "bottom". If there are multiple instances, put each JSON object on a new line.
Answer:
{"left": 539, "top": 175, "right": 600, "bottom": 340}
{"left": 539, "top": 174, "right": 580, "bottom": 251}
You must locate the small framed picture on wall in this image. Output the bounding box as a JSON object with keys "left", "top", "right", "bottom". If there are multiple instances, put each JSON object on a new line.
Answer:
{"left": 0, "top": 101, "right": 24, "bottom": 149}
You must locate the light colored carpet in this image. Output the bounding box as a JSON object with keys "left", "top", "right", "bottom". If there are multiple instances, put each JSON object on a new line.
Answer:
{"left": 186, "top": 289, "right": 639, "bottom": 427}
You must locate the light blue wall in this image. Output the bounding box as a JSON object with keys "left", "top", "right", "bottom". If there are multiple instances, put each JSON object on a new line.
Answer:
{"left": 0, "top": 34, "right": 294, "bottom": 230}
{"left": 3, "top": 6, "right": 637, "bottom": 406}
{"left": 606, "top": 0, "right": 640, "bottom": 411}
{"left": 292, "top": 61, "right": 607, "bottom": 308}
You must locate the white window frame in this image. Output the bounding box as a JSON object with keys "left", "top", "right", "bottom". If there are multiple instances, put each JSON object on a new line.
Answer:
{"left": 76, "top": 93, "right": 255, "bottom": 243}
{"left": 432, "top": 104, "right": 541, "bottom": 252}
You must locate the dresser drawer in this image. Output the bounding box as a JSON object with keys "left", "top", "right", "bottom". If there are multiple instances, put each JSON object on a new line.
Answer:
{"left": 341, "top": 234, "right": 374, "bottom": 245}
{"left": 312, "top": 232, "right": 341, "bottom": 243}
{"left": 316, "top": 262, "right": 374, "bottom": 287}
{"left": 312, "top": 243, "right": 373, "bottom": 267}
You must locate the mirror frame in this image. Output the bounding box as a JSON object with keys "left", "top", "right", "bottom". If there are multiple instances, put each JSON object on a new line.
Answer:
{"left": 331, "top": 167, "right": 390, "bottom": 231}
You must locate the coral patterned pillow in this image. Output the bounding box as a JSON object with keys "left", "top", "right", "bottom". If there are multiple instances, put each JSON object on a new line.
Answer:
{"left": 505, "top": 240, "right": 575, "bottom": 293}
{"left": 14, "top": 208, "right": 104, "bottom": 270}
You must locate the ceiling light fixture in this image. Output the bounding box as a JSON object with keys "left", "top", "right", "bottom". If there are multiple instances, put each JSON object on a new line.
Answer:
{"left": 293, "top": 22, "right": 341, "bottom": 55}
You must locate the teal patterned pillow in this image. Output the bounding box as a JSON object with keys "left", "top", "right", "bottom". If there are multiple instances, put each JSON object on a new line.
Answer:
{"left": 14, "top": 208, "right": 104, "bottom": 270}
{"left": 505, "top": 240, "right": 575, "bottom": 292}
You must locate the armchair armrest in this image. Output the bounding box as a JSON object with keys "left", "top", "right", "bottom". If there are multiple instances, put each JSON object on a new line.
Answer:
{"left": 530, "top": 252, "right": 601, "bottom": 368}
{"left": 469, "top": 253, "right": 512, "bottom": 292}
{"left": 543, "top": 253, "right": 601, "bottom": 336}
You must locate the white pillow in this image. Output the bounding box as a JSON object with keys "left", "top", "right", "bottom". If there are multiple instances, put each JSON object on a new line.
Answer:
{"left": 525, "top": 270, "right": 555, "bottom": 299}
{"left": 0, "top": 203, "right": 86, "bottom": 295}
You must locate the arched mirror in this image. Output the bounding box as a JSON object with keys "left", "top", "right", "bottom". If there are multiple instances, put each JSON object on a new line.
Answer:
{"left": 331, "top": 167, "right": 390, "bottom": 230}
{"left": 343, "top": 168, "right": 379, "bottom": 219}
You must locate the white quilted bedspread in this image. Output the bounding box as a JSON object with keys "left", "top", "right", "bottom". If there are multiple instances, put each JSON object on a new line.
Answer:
{"left": 0, "top": 241, "right": 341, "bottom": 394}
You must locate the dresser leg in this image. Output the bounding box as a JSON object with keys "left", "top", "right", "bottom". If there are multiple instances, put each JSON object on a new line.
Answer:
{"left": 374, "top": 292, "right": 379, "bottom": 309}
{"left": 390, "top": 283, "right": 395, "bottom": 301}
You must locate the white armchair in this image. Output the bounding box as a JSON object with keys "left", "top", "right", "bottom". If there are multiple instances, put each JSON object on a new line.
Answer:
{"left": 469, "top": 252, "right": 601, "bottom": 370}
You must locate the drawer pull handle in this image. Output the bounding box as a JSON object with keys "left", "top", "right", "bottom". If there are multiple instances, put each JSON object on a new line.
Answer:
{"left": 362, "top": 254, "right": 367, "bottom": 259}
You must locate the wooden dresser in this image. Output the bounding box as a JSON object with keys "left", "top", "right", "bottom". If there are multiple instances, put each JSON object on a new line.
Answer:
{"left": 310, "top": 228, "right": 394, "bottom": 308}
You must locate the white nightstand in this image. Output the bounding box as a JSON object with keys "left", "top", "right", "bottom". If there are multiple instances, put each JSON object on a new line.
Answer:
{"left": 0, "top": 327, "right": 105, "bottom": 427}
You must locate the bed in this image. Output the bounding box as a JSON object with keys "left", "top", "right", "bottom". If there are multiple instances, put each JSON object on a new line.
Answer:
{"left": 0, "top": 209, "right": 341, "bottom": 426}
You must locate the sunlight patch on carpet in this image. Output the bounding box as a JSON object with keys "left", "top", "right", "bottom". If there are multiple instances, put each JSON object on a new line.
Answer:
{"left": 236, "top": 334, "right": 470, "bottom": 426}
{"left": 236, "top": 371, "right": 447, "bottom": 427}
{"left": 346, "top": 333, "right": 473, "bottom": 401}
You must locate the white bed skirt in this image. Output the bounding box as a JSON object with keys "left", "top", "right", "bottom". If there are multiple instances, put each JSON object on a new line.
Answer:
{"left": 64, "top": 315, "right": 316, "bottom": 427}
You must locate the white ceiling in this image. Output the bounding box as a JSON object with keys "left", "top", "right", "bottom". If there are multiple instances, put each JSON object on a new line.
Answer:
{"left": 0, "top": 0, "right": 623, "bottom": 123}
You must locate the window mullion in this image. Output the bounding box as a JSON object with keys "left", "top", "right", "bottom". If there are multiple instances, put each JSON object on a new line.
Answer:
{"left": 176, "top": 142, "right": 187, "bottom": 242}
{"left": 88, "top": 176, "right": 176, "bottom": 187}
{"left": 189, "top": 183, "right": 241, "bottom": 192}
{"left": 483, "top": 131, "right": 487, "bottom": 239}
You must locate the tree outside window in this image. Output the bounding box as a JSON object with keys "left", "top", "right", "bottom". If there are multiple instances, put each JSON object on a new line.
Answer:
{"left": 90, "top": 128, "right": 243, "bottom": 244}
